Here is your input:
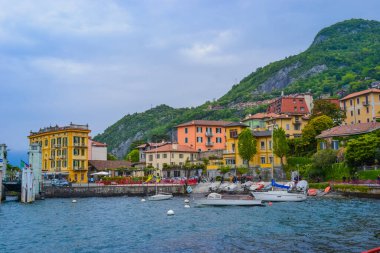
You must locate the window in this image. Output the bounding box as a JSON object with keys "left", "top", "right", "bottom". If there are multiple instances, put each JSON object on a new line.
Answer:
{"left": 269, "top": 140, "right": 272, "bottom": 150}
{"left": 81, "top": 149, "right": 85, "bottom": 156}
{"left": 350, "top": 99, "right": 353, "bottom": 106}
{"left": 63, "top": 137, "right": 67, "bottom": 147}
{"left": 332, "top": 140, "right": 339, "bottom": 150}
{"left": 226, "top": 159, "right": 235, "bottom": 165}
{"left": 286, "top": 124, "right": 290, "bottom": 130}
{"left": 185, "top": 128, "right": 188, "bottom": 134}
{"left": 51, "top": 160, "right": 55, "bottom": 168}
{"left": 73, "top": 136, "right": 80, "bottom": 145}
{"left": 179, "top": 162, "right": 183, "bottom": 166}
{"left": 260, "top": 157, "right": 266, "bottom": 164}
{"left": 216, "top": 128, "right": 222, "bottom": 133}
{"left": 74, "top": 174, "right": 78, "bottom": 181}
{"left": 197, "top": 137, "right": 203, "bottom": 143}
{"left": 358, "top": 120, "right": 361, "bottom": 123}
{"left": 320, "top": 142, "right": 326, "bottom": 150}
{"left": 230, "top": 130, "right": 238, "bottom": 138}
{"left": 196, "top": 127, "right": 202, "bottom": 133}
{"left": 156, "top": 154, "right": 160, "bottom": 159}
{"left": 73, "top": 149, "right": 79, "bottom": 156}
{"left": 343, "top": 101, "right": 346, "bottom": 110}
{"left": 358, "top": 109, "right": 360, "bottom": 115}
{"left": 367, "top": 118, "right": 370, "bottom": 122}
{"left": 206, "top": 127, "right": 212, "bottom": 133}
{"left": 294, "top": 106, "right": 297, "bottom": 111}
{"left": 356, "top": 98, "right": 360, "bottom": 104}
{"left": 163, "top": 154, "right": 167, "bottom": 158}
{"left": 269, "top": 157, "right": 273, "bottom": 164}
{"left": 350, "top": 111, "right": 353, "bottom": 116}
{"left": 174, "top": 171, "right": 180, "bottom": 177}
{"left": 294, "top": 125, "right": 300, "bottom": 131}
{"left": 149, "top": 155, "right": 153, "bottom": 161}
{"left": 300, "top": 107, "right": 305, "bottom": 112}
{"left": 45, "top": 139, "right": 48, "bottom": 147}
{"left": 179, "top": 154, "right": 184, "bottom": 159}
{"left": 216, "top": 137, "right": 222, "bottom": 143}
{"left": 185, "top": 137, "right": 188, "bottom": 143}
{"left": 260, "top": 141, "right": 265, "bottom": 150}
{"left": 232, "top": 143, "right": 235, "bottom": 152}
{"left": 81, "top": 174, "right": 84, "bottom": 181}
{"left": 171, "top": 153, "right": 174, "bottom": 158}
{"left": 63, "top": 160, "right": 67, "bottom": 167}
{"left": 51, "top": 138, "right": 56, "bottom": 146}
{"left": 366, "top": 107, "right": 369, "bottom": 113}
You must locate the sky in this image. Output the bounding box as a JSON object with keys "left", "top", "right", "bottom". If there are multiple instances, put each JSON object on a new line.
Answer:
{"left": 1, "top": 0, "right": 380, "bottom": 160}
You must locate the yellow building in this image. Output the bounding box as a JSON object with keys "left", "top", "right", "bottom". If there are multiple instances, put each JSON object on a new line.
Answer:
{"left": 28, "top": 123, "right": 90, "bottom": 183}
{"left": 264, "top": 114, "right": 309, "bottom": 138}
{"left": 222, "top": 123, "right": 282, "bottom": 170}
{"left": 340, "top": 88, "right": 380, "bottom": 125}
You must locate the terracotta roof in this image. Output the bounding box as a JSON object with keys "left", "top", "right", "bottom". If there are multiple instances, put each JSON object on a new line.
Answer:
{"left": 136, "top": 142, "right": 170, "bottom": 149}
{"left": 145, "top": 143, "right": 197, "bottom": 153}
{"left": 225, "top": 122, "right": 249, "bottom": 127}
{"left": 340, "top": 88, "right": 380, "bottom": 101}
{"left": 242, "top": 112, "right": 279, "bottom": 120}
{"left": 175, "top": 120, "right": 233, "bottom": 128}
{"left": 91, "top": 140, "right": 107, "bottom": 147}
{"left": 89, "top": 160, "right": 133, "bottom": 170}
{"left": 316, "top": 122, "right": 380, "bottom": 139}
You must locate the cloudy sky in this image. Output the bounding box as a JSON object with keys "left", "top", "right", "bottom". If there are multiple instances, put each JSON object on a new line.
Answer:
{"left": 1, "top": 0, "right": 380, "bottom": 157}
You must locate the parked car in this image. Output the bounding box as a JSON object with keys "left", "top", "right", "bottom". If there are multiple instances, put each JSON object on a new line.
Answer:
{"left": 51, "top": 179, "right": 70, "bottom": 187}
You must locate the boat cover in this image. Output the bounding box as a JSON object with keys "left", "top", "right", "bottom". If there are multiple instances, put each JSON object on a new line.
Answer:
{"left": 271, "top": 179, "right": 290, "bottom": 189}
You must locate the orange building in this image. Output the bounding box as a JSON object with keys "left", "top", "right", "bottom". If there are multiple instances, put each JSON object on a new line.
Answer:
{"left": 176, "top": 120, "right": 232, "bottom": 152}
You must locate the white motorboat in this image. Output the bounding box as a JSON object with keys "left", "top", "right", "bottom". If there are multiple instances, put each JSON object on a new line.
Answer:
{"left": 251, "top": 190, "right": 307, "bottom": 202}
{"left": 195, "top": 193, "right": 264, "bottom": 206}
{"left": 148, "top": 192, "right": 173, "bottom": 201}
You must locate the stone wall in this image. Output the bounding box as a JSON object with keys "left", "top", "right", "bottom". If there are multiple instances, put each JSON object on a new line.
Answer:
{"left": 44, "top": 184, "right": 186, "bottom": 198}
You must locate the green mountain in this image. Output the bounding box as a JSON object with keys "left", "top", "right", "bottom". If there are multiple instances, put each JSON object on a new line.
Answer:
{"left": 94, "top": 19, "right": 380, "bottom": 158}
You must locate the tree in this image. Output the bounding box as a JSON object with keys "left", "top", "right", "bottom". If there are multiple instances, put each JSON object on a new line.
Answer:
{"left": 238, "top": 128, "right": 257, "bottom": 169}
{"left": 345, "top": 133, "right": 380, "bottom": 167}
{"left": 107, "top": 153, "right": 118, "bottom": 160}
{"left": 125, "top": 149, "right": 139, "bottom": 162}
{"left": 218, "top": 165, "right": 231, "bottom": 181}
{"left": 312, "top": 149, "right": 338, "bottom": 179}
{"left": 236, "top": 166, "right": 249, "bottom": 177}
{"left": 302, "top": 115, "right": 334, "bottom": 154}
{"left": 273, "top": 127, "right": 289, "bottom": 168}
{"left": 311, "top": 100, "right": 346, "bottom": 126}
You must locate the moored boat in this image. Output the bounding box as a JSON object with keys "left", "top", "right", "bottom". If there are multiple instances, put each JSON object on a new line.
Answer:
{"left": 251, "top": 190, "right": 307, "bottom": 202}
{"left": 195, "top": 193, "right": 264, "bottom": 206}
{"left": 148, "top": 193, "right": 173, "bottom": 201}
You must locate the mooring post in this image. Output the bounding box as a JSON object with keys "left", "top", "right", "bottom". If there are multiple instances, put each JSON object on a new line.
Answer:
{"left": 0, "top": 170, "right": 2, "bottom": 203}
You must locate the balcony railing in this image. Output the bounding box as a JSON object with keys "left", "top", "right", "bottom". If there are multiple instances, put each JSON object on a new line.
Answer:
{"left": 223, "top": 150, "right": 236, "bottom": 154}
{"left": 230, "top": 134, "right": 238, "bottom": 138}
{"left": 205, "top": 142, "right": 214, "bottom": 147}
{"left": 73, "top": 167, "right": 86, "bottom": 171}
{"left": 362, "top": 101, "right": 369, "bottom": 106}
{"left": 205, "top": 131, "right": 213, "bottom": 137}
{"left": 73, "top": 143, "right": 87, "bottom": 147}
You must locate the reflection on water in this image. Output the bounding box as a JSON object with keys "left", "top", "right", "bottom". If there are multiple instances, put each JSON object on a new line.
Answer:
{"left": 0, "top": 196, "right": 379, "bottom": 253}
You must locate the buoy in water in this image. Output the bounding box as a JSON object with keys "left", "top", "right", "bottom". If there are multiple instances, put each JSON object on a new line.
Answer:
{"left": 167, "top": 210, "right": 175, "bottom": 216}
{"left": 72, "top": 199, "right": 77, "bottom": 203}
{"left": 141, "top": 198, "right": 146, "bottom": 202}
{"left": 184, "top": 204, "right": 190, "bottom": 208}
{"left": 268, "top": 202, "right": 272, "bottom": 206}
{"left": 184, "top": 199, "right": 190, "bottom": 203}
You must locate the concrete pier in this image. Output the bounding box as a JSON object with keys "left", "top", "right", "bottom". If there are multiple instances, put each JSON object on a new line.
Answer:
{"left": 44, "top": 184, "right": 186, "bottom": 198}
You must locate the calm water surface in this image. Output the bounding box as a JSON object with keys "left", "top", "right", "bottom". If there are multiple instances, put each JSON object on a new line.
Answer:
{"left": 0, "top": 196, "right": 379, "bottom": 253}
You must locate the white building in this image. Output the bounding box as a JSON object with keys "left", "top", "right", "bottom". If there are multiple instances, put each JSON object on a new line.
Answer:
{"left": 0, "top": 144, "right": 7, "bottom": 180}
{"left": 88, "top": 139, "right": 107, "bottom": 161}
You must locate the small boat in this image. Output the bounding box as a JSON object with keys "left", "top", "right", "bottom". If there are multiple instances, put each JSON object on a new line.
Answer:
{"left": 251, "top": 179, "right": 308, "bottom": 202}
{"left": 195, "top": 193, "right": 264, "bottom": 206}
{"left": 251, "top": 190, "right": 307, "bottom": 202}
{"left": 148, "top": 192, "right": 173, "bottom": 201}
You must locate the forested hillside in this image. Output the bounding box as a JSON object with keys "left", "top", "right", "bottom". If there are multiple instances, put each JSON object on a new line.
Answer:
{"left": 94, "top": 19, "right": 380, "bottom": 158}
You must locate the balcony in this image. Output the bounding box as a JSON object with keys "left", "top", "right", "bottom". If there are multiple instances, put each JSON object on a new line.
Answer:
{"left": 205, "top": 142, "right": 214, "bottom": 147}
{"left": 223, "top": 150, "right": 236, "bottom": 155}
{"left": 205, "top": 131, "right": 213, "bottom": 137}
{"left": 292, "top": 120, "right": 301, "bottom": 125}
{"left": 73, "top": 167, "right": 87, "bottom": 171}
{"left": 74, "top": 143, "right": 87, "bottom": 147}
{"left": 362, "top": 101, "right": 369, "bottom": 106}
{"left": 230, "top": 133, "right": 239, "bottom": 139}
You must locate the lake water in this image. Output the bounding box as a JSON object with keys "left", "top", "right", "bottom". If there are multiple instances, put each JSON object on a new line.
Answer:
{"left": 0, "top": 196, "right": 379, "bottom": 253}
